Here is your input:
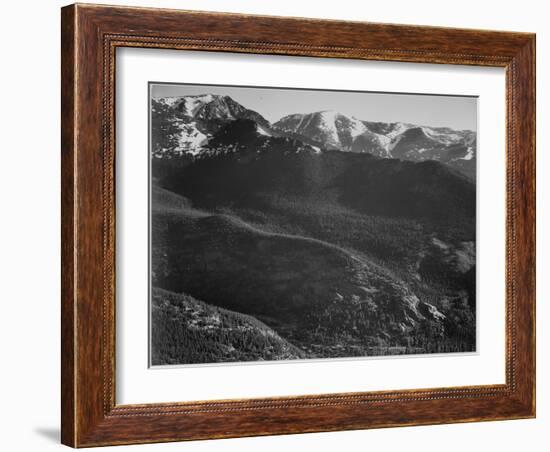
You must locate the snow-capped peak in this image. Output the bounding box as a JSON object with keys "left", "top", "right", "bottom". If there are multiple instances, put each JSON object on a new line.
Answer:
{"left": 154, "top": 94, "right": 237, "bottom": 119}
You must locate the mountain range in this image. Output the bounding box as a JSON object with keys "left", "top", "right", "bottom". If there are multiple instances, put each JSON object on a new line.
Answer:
{"left": 150, "top": 91, "right": 477, "bottom": 365}
{"left": 152, "top": 94, "right": 476, "bottom": 179}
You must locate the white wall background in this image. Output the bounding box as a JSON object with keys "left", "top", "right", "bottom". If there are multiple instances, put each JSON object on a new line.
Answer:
{"left": 0, "top": 1, "right": 545, "bottom": 450}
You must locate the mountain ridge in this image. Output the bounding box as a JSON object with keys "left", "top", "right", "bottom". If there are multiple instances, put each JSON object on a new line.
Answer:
{"left": 273, "top": 111, "right": 476, "bottom": 178}
{"left": 152, "top": 93, "right": 476, "bottom": 179}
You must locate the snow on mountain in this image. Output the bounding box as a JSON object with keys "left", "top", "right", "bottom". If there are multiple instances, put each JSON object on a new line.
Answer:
{"left": 255, "top": 123, "right": 272, "bottom": 136}
{"left": 318, "top": 111, "right": 341, "bottom": 144}
{"left": 275, "top": 110, "right": 371, "bottom": 150}
{"left": 183, "top": 94, "right": 215, "bottom": 116}
{"left": 386, "top": 122, "right": 411, "bottom": 139}
{"left": 274, "top": 111, "right": 476, "bottom": 178}
{"left": 151, "top": 94, "right": 272, "bottom": 158}
{"left": 460, "top": 146, "right": 474, "bottom": 161}
{"left": 422, "top": 126, "right": 463, "bottom": 145}
{"left": 157, "top": 94, "right": 218, "bottom": 118}
{"left": 174, "top": 121, "right": 208, "bottom": 156}
{"left": 151, "top": 93, "right": 476, "bottom": 178}
{"left": 275, "top": 111, "right": 340, "bottom": 148}
{"left": 156, "top": 96, "right": 185, "bottom": 108}
{"left": 153, "top": 94, "right": 272, "bottom": 125}
{"left": 275, "top": 112, "right": 403, "bottom": 158}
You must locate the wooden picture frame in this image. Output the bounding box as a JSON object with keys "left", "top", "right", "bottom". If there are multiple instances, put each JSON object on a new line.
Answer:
{"left": 61, "top": 3, "right": 536, "bottom": 447}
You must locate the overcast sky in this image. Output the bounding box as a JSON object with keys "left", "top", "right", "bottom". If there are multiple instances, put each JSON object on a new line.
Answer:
{"left": 151, "top": 83, "right": 477, "bottom": 131}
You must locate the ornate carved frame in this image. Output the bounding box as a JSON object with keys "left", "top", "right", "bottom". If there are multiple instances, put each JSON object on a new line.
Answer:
{"left": 61, "top": 3, "right": 535, "bottom": 447}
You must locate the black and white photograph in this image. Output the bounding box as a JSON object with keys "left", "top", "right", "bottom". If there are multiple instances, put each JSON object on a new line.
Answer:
{"left": 149, "top": 83, "right": 477, "bottom": 366}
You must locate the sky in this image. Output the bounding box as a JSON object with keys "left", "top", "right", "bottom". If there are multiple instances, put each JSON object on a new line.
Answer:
{"left": 151, "top": 83, "right": 477, "bottom": 131}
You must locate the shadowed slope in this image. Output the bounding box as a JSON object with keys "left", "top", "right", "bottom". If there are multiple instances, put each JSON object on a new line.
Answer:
{"left": 152, "top": 202, "right": 456, "bottom": 357}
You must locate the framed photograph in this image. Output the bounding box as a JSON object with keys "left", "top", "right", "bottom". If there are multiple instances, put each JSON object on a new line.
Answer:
{"left": 61, "top": 3, "right": 536, "bottom": 447}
